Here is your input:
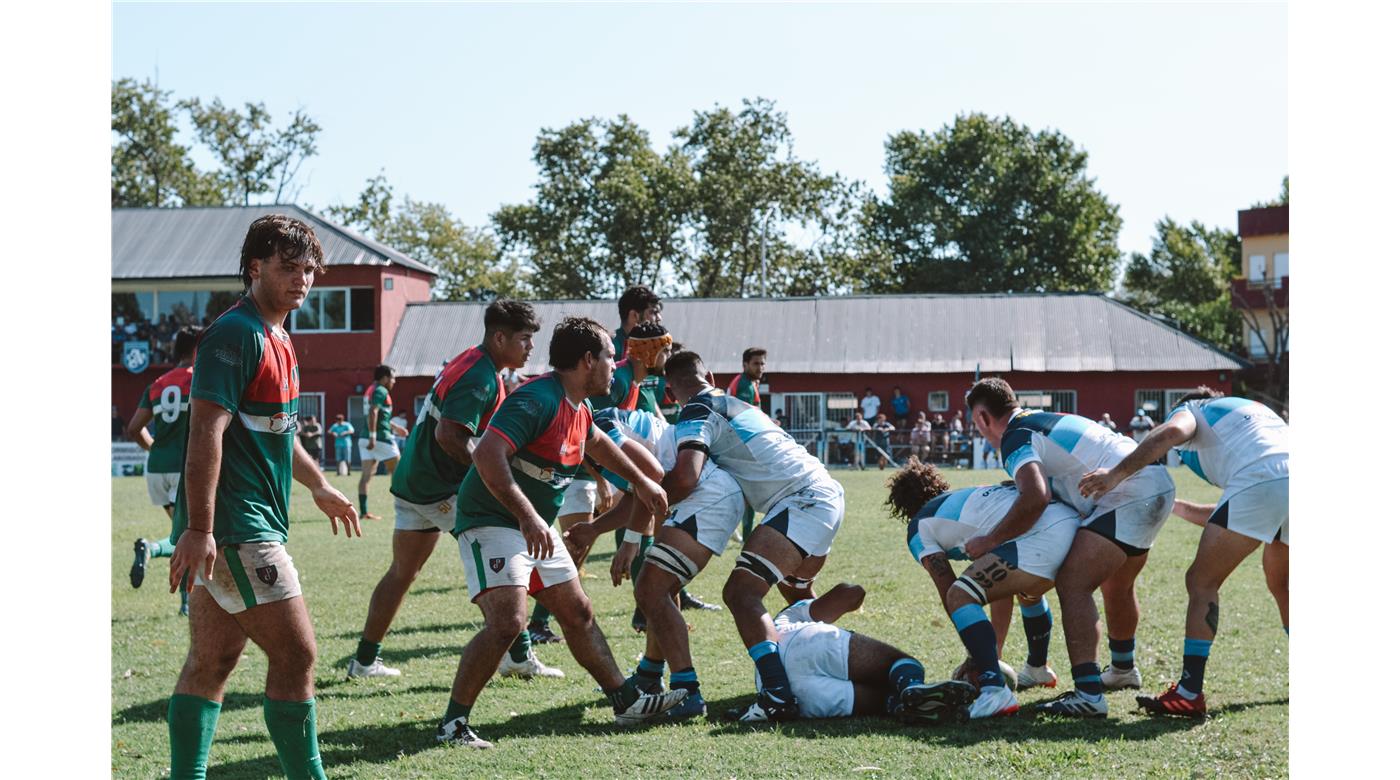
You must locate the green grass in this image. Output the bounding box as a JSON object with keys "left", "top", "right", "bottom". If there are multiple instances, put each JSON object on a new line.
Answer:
{"left": 112, "top": 467, "right": 1287, "bottom": 778}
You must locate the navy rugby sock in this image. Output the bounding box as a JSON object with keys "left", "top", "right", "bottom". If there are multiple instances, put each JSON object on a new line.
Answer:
{"left": 1021, "top": 597, "right": 1054, "bottom": 667}
{"left": 1178, "top": 639, "right": 1212, "bottom": 698}
{"left": 888, "top": 657, "right": 925, "bottom": 693}
{"left": 1071, "top": 662, "right": 1104, "bottom": 698}
{"left": 748, "top": 641, "right": 792, "bottom": 698}
{"left": 1109, "top": 636, "right": 1136, "bottom": 671}
{"left": 951, "top": 604, "right": 1004, "bottom": 689}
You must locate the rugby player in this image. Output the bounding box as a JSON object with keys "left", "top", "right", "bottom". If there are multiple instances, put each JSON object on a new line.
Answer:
{"left": 165, "top": 215, "right": 360, "bottom": 780}
{"left": 663, "top": 350, "right": 846, "bottom": 722}
{"left": 762, "top": 582, "right": 977, "bottom": 721}
{"left": 966, "top": 378, "right": 1176, "bottom": 718}
{"left": 887, "top": 461, "right": 1080, "bottom": 718}
{"left": 1078, "top": 388, "right": 1288, "bottom": 717}
{"left": 727, "top": 347, "right": 766, "bottom": 541}
{"left": 437, "top": 317, "right": 686, "bottom": 749}
{"left": 357, "top": 364, "right": 400, "bottom": 520}
{"left": 348, "top": 300, "right": 560, "bottom": 681}
{"left": 127, "top": 325, "right": 200, "bottom": 616}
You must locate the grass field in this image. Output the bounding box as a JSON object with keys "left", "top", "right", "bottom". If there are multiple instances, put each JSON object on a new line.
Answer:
{"left": 111, "top": 466, "right": 1287, "bottom": 778}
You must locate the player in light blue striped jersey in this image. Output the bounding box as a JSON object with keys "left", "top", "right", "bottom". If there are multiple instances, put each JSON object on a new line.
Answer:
{"left": 1079, "top": 387, "right": 1287, "bottom": 718}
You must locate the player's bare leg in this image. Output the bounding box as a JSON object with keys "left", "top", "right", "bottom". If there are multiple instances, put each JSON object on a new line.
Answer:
{"left": 358, "top": 458, "right": 381, "bottom": 520}
{"left": 438, "top": 586, "right": 525, "bottom": 748}
{"left": 351, "top": 529, "right": 440, "bottom": 676}
{"left": 1263, "top": 540, "right": 1289, "bottom": 631}
{"left": 633, "top": 526, "right": 716, "bottom": 712}
{"left": 169, "top": 586, "right": 248, "bottom": 780}
{"left": 529, "top": 511, "right": 589, "bottom": 643}
{"left": 1041, "top": 530, "right": 1125, "bottom": 716}
{"left": 1100, "top": 552, "right": 1150, "bottom": 689}
{"left": 722, "top": 525, "right": 806, "bottom": 720}
{"left": 533, "top": 577, "right": 624, "bottom": 688}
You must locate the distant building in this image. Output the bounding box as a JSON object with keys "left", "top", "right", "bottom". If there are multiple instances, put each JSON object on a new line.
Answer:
{"left": 1232, "top": 204, "right": 1288, "bottom": 403}
{"left": 111, "top": 205, "right": 436, "bottom": 460}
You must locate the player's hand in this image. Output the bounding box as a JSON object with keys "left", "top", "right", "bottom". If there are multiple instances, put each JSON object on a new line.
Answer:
{"left": 367, "top": 439, "right": 376, "bottom": 450}
{"left": 633, "top": 477, "right": 669, "bottom": 523}
{"left": 595, "top": 480, "right": 617, "bottom": 514}
{"left": 1078, "top": 468, "right": 1121, "bottom": 500}
{"left": 963, "top": 534, "right": 996, "bottom": 561}
{"left": 564, "top": 521, "right": 599, "bottom": 557}
{"left": 612, "top": 541, "right": 639, "bottom": 587}
{"left": 313, "top": 485, "right": 361, "bottom": 537}
{"left": 521, "top": 514, "right": 554, "bottom": 560}
{"left": 169, "top": 529, "right": 217, "bottom": 594}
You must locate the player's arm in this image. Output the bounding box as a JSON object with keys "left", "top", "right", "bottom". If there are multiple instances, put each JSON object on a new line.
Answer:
{"left": 168, "top": 398, "right": 230, "bottom": 592}
{"left": 920, "top": 552, "right": 958, "bottom": 613}
{"left": 965, "top": 461, "right": 1051, "bottom": 560}
{"left": 391, "top": 421, "right": 409, "bottom": 438}
{"left": 435, "top": 418, "right": 477, "bottom": 467}
{"left": 1080, "top": 409, "right": 1197, "bottom": 500}
{"left": 585, "top": 424, "right": 668, "bottom": 521}
{"left": 806, "top": 583, "right": 866, "bottom": 624}
{"left": 292, "top": 433, "right": 360, "bottom": 536}
{"left": 473, "top": 429, "right": 555, "bottom": 558}
{"left": 366, "top": 404, "right": 380, "bottom": 449}
{"left": 125, "top": 407, "right": 155, "bottom": 451}
{"left": 1172, "top": 498, "right": 1215, "bottom": 528}
{"left": 662, "top": 448, "right": 705, "bottom": 505}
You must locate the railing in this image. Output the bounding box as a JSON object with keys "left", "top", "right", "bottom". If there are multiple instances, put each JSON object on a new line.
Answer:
{"left": 784, "top": 426, "right": 981, "bottom": 469}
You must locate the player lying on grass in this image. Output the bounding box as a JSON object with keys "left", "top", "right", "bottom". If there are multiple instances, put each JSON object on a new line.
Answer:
{"left": 347, "top": 300, "right": 560, "bottom": 681}
{"left": 437, "top": 317, "right": 687, "bottom": 750}
{"left": 1078, "top": 388, "right": 1288, "bottom": 718}
{"left": 664, "top": 350, "right": 848, "bottom": 722}
{"left": 967, "top": 378, "right": 1176, "bottom": 718}
{"left": 567, "top": 407, "right": 749, "bottom": 720}
{"left": 127, "top": 324, "right": 200, "bottom": 617}
{"left": 760, "top": 582, "right": 977, "bottom": 722}
{"left": 886, "top": 460, "right": 1079, "bottom": 719}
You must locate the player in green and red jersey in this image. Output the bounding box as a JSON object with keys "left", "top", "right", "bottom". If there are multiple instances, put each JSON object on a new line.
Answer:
{"left": 165, "top": 215, "right": 360, "bottom": 780}
{"left": 347, "top": 300, "right": 557, "bottom": 681}
{"left": 727, "top": 346, "right": 767, "bottom": 541}
{"left": 357, "top": 365, "right": 400, "bottom": 520}
{"left": 437, "top": 317, "right": 687, "bottom": 749}
{"left": 127, "top": 325, "right": 201, "bottom": 614}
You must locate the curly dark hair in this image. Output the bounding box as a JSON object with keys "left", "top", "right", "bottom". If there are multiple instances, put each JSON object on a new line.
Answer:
{"left": 238, "top": 214, "right": 325, "bottom": 289}
{"left": 884, "top": 458, "right": 951, "bottom": 521}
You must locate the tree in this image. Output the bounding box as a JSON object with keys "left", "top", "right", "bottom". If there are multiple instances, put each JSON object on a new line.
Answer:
{"left": 329, "top": 175, "right": 521, "bottom": 301}
{"left": 1252, "top": 175, "right": 1289, "bottom": 208}
{"left": 1121, "top": 217, "right": 1241, "bottom": 350}
{"left": 110, "top": 78, "right": 224, "bottom": 207}
{"left": 182, "top": 98, "right": 320, "bottom": 205}
{"left": 866, "top": 113, "right": 1123, "bottom": 293}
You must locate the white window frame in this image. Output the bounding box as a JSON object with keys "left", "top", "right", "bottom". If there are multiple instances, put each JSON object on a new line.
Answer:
{"left": 1248, "top": 254, "right": 1267, "bottom": 282}
{"left": 1016, "top": 389, "right": 1077, "bottom": 415}
{"left": 290, "top": 286, "right": 375, "bottom": 334}
{"left": 1248, "top": 330, "right": 1268, "bottom": 359}
{"left": 1134, "top": 389, "right": 1197, "bottom": 416}
{"left": 1273, "top": 252, "right": 1288, "bottom": 287}
{"left": 926, "top": 391, "right": 950, "bottom": 412}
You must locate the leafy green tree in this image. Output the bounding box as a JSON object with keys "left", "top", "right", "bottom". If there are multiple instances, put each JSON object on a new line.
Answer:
{"left": 1252, "top": 175, "right": 1289, "bottom": 207}
{"left": 866, "top": 113, "right": 1122, "bottom": 293}
{"left": 182, "top": 98, "right": 320, "bottom": 205}
{"left": 1121, "top": 217, "right": 1241, "bottom": 351}
{"left": 328, "top": 174, "right": 521, "bottom": 301}
{"left": 110, "top": 78, "right": 224, "bottom": 207}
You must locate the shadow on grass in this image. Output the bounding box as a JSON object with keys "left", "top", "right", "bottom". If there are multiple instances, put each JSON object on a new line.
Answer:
{"left": 208, "top": 720, "right": 440, "bottom": 780}
{"left": 697, "top": 692, "right": 1291, "bottom": 745}
{"left": 325, "top": 643, "right": 468, "bottom": 671}
{"left": 324, "top": 621, "right": 477, "bottom": 641}
{"left": 113, "top": 685, "right": 447, "bottom": 725}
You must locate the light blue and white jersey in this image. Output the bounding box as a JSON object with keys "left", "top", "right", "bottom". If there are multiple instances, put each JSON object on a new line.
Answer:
{"left": 774, "top": 598, "right": 816, "bottom": 630}
{"left": 1000, "top": 411, "right": 1137, "bottom": 514}
{"left": 657, "top": 424, "right": 721, "bottom": 482}
{"left": 673, "top": 387, "right": 829, "bottom": 513}
{"left": 1171, "top": 397, "right": 1288, "bottom": 493}
{"left": 591, "top": 407, "right": 667, "bottom": 492}
{"left": 905, "top": 484, "right": 1081, "bottom": 562}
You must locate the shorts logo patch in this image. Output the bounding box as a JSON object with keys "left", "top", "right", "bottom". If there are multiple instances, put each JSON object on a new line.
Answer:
{"left": 438, "top": 501, "right": 452, "bottom": 514}
{"left": 489, "top": 557, "right": 505, "bottom": 573}
{"left": 256, "top": 565, "right": 278, "bottom": 586}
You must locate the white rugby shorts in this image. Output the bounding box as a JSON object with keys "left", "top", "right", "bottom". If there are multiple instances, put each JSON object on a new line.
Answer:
{"left": 559, "top": 479, "right": 597, "bottom": 517}
{"left": 146, "top": 471, "right": 180, "bottom": 507}
{"left": 457, "top": 525, "right": 577, "bottom": 601}
{"left": 761, "top": 478, "right": 845, "bottom": 557}
{"left": 1210, "top": 458, "right": 1288, "bottom": 545}
{"left": 756, "top": 622, "right": 854, "bottom": 718}
{"left": 358, "top": 437, "right": 401, "bottom": 463}
{"left": 1081, "top": 465, "right": 1176, "bottom": 555}
{"left": 196, "top": 542, "right": 302, "bottom": 615}
{"left": 662, "top": 467, "right": 747, "bottom": 556}
{"left": 394, "top": 495, "right": 457, "bottom": 533}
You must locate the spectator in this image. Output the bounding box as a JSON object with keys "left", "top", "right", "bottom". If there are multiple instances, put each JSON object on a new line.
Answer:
{"left": 773, "top": 410, "right": 788, "bottom": 429}
{"left": 931, "top": 413, "right": 950, "bottom": 455}
{"left": 112, "top": 405, "right": 125, "bottom": 441}
{"left": 329, "top": 414, "right": 355, "bottom": 477}
{"left": 890, "top": 386, "right": 911, "bottom": 427}
{"left": 299, "top": 415, "right": 324, "bottom": 468}
{"left": 860, "top": 387, "right": 881, "bottom": 423}
{"left": 909, "top": 412, "right": 932, "bottom": 461}
{"left": 845, "top": 413, "right": 871, "bottom": 469}
{"left": 872, "top": 413, "right": 896, "bottom": 469}
{"left": 390, "top": 409, "right": 409, "bottom": 451}
{"left": 949, "top": 413, "right": 965, "bottom": 453}
{"left": 1099, "top": 412, "right": 1118, "bottom": 431}
{"left": 1129, "top": 408, "right": 1155, "bottom": 443}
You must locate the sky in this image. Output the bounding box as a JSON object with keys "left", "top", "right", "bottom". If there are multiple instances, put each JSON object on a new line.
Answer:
{"left": 111, "top": 1, "right": 1287, "bottom": 263}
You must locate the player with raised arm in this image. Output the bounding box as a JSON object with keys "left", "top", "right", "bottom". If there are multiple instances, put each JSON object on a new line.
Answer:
{"left": 727, "top": 347, "right": 766, "bottom": 541}
{"left": 886, "top": 461, "right": 1081, "bottom": 719}
{"left": 348, "top": 300, "right": 559, "bottom": 680}
{"left": 965, "top": 378, "right": 1175, "bottom": 718}
{"left": 436, "top": 317, "right": 687, "bottom": 749}
{"left": 127, "top": 325, "right": 201, "bottom": 616}
{"left": 1078, "top": 388, "right": 1288, "bottom": 717}
{"left": 165, "top": 215, "right": 360, "bottom": 780}
{"left": 663, "top": 350, "right": 846, "bottom": 723}
{"left": 357, "top": 364, "right": 401, "bottom": 520}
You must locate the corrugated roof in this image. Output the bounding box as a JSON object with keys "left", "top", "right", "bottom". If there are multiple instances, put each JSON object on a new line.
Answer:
{"left": 112, "top": 205, "right": 437, "bottom": 279}
{"left": 385, "top": 294, "right": 1249, "bottom": 377}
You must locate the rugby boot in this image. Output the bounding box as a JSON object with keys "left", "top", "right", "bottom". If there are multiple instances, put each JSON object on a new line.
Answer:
{"left": 1137, "top": 683, "right": 1208, "bottom": 718}
{"left": 968, "top": 685, "right": 1020, "bottom": 719}
{"left": 1101, "top": 664, "right": 1142, "bottom": 690}
{"left": 1015, "top": 662, "right": 1059, "bottom": 691}
{"left": 1033, "top": 689, "right": 1108, "bottom": 719}
{"left": 436, "top": 717, "right": 492, "bottom": 749}
{"left": 497, "top": 650, "right": 565, "bottom": 679}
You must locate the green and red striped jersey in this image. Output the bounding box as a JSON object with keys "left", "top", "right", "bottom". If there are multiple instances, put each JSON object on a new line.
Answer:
{"left": 391, "top": 344, "right": 504, "bottom": 505}
{"left": 727, "top": 373, "right": 761, "bottom": 406}
{"left": 172, "top": 296, "right": 301, "bottom": 546}
{"left": 455, "top": 373, "right": 593, "bottom": 533}
{"left": 137, "top": 365, "right": 193, "bottom": 473}
{"left": 364, "top": 383, "right": 393, "bottom": 442}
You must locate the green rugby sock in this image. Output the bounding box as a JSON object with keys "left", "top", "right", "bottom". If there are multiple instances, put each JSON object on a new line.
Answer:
{"left": 355, "top": 638, "right": 381, "bottom": 667}
{"left": 168, "top": 693, "right": 221, "bottom": 780}
{"left": 358, "top": 494, "right": 368, "bottom": 516}
{"left": 443, "top": 698, "right": 472, "bottom": 726}
{"left": 264, "top": 698, "right": 326, "bottom": 780}
{"left": 508, "top": 631, "right": 532, "bottom": 663}
{"left": 530, "top": 603, "right": 552, "bottom": 626}
{"left": 150, "top": 539, "right": 177, "bottom": 558}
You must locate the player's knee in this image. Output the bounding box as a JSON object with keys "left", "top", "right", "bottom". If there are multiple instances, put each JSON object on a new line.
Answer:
{"left": 1183, "top": 563, "right": 1221, "bottom": 598}
{"left": 268, "top": 638, "right": 316, "bottom": 678}
{"left": 722, "top": 576, "right": 764, "bottom": 613}
{"left": 553, "top": 599, "right": 595, "bottom": 632}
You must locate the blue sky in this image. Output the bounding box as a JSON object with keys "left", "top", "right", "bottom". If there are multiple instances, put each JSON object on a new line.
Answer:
{"left": 112, "top": 1, "right": 1287, "bottom": 262}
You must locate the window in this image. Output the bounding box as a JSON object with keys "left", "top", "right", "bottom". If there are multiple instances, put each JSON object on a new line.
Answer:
{"left": 292, "top": 287, "right": 376, "bottom": 333}
{"left": 1016, "top": 390, "right": 1077, "bottom": 414}
{"left": 1248, "top": 330, "right": 1268, "bottom": 359}
{"left": 112, "top": 288, "right": 240, "bottom": 364}
{"left": 1248, "top": 255, "right": 1267, "bottom": 282}
{"left": 1273, "top": 252, "right": 1288, "bottom": 286}
{"left": 926, "top": 391, "right": 949, "bottom": 412}
{"left": 1135, "top": 389, "right": 1196, "bottom": 417}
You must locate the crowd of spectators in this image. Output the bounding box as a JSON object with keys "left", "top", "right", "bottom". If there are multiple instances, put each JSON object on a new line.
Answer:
{"left": 826, "top": 387, "right": 974, "bottom": 468}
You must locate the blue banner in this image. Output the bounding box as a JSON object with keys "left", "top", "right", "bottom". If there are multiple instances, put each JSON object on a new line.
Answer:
{"left": 122, "top": 341, "right": 150, "bottom": 374}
